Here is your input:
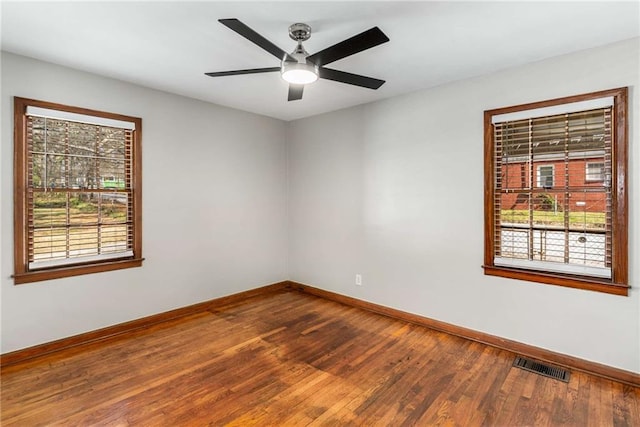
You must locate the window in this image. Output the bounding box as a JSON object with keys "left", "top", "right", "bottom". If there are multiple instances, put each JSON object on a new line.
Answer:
{"left": 586, "top": 162, "right": 605, "bottom": 182}
{"left": 536, "top": 165, "right": 554, "bottom": 188}
{"left": 13, "top": 97, "right": 143, "bottom": 284}
{"left": 483, "top": 88, "right": 628, "bottom": 295}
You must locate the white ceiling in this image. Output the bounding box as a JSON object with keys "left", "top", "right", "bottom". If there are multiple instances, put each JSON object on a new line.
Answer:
{"left": 2, "top": 1, "right": 639, "bottom": 121}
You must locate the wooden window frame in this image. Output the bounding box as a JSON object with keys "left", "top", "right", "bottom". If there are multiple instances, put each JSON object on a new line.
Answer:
{"left": 483, "top": 87, "right": 628, "bottom": 296}
{"left": 13, "top": 97, "right": 143, "bottom": 284}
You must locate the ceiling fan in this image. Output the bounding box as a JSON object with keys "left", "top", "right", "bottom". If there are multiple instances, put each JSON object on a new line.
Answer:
{"left": 205, "top": 19, "right": 389, "bottom": 101}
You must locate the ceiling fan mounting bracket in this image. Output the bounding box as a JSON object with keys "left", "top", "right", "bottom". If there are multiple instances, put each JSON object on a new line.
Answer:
{"left": 288, "top": 23, "right": 312, "bottom": 42}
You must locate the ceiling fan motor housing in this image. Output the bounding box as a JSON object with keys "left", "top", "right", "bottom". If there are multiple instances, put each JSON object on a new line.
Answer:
{"left": 281, "top": 53, "right": 318, "bottom": 84}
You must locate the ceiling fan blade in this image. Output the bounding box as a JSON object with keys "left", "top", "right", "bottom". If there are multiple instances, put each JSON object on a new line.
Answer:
{"left": 318, "top": 68, "right": 385, "bottom": 89}
{"left": 288, "top": 84, "right": 304, "bottom": 101}
{"left": 219, "top": 19, "right": 295, "bottom": 62}
{"left": 306, "top": 27, "right": 389, "bottom": 67}
{"left": 205, "top": 67, "right": 280, "bottom": 77}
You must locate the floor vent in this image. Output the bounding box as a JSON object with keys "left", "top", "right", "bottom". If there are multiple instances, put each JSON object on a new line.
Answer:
{"left": 513, "top": 356, "right": 570, "bottom": 382}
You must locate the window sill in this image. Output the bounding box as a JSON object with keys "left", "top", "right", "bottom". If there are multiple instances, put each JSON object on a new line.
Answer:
{"left": 482, "top": 265, "right": 629, "bottom": 296}
{"left": 14, "top": 258, "right": 144, "bottom": 284}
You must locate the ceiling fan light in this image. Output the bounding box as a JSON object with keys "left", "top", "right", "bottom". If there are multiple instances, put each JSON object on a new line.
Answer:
{"left": 281, "top": 62, "right": 318, "bottom": 85}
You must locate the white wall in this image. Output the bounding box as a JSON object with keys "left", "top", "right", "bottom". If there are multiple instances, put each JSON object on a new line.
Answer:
{"left": 1, "top": 52, "right": 288, "bottom": 353}
{"left": 3, "top": 38, "right": 638, "bottom": 374}
{"left": 287, "top": 38, "right": 640, "bottom": 373}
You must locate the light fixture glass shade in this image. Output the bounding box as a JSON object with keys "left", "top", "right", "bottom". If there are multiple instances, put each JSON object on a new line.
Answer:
{"left": 281, "top": 62, "right": 318, "bottom": 84}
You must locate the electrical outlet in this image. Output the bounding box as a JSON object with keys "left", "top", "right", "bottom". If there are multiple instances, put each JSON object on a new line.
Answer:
{"left": 355, "top": 274, "right": 362, "bottom": 286}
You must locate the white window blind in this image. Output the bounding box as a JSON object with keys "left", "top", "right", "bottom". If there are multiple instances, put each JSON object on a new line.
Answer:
{"left": 493, "top": 106, "right": 612, "bottom": 279}
{"left": 26, "top": 111, "right": 134, "bottom": 269}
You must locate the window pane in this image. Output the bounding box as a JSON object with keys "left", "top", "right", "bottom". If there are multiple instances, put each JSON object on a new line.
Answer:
{"left": 33, "top": 227, "right": 67, "bottom": 262}
{"left": 98, "top": 159, "right": 126, "bottom": 189}
{"left": 501, "top": 119, "right": 529, "bottom": 157}
{"left": 532, "top": 229, "right": 564, "bottom": 263}
{"left": 567, "top": 110, "right": 606, "bottom": 152}
{"left": 44, "top": 119, "right": 68, "bottom": 155}
{"left": 100, "top": 127, "right": 126, "bottom": 159}
{"left": 570, "top": 192, "right": 607, "bottom": 231}
{"left": 33, "top": 192, "right": 68, "bottom": 227}
{"left": 500, "top": 193, "right": 529, "bottom": 224}
{"left": 531, "top": 192, "right": 561, "bottom": 262}
{"left": 531, "top": 115, "right": 565, "bottom": 157}
{"left": 30, "top": 117, "right": 46, "bottom": 153}
{"left": 46, "top": 154, "right": 67, "bottom": 188}
{"left": 32, "top": 154, "right": 45, "bottom": 188}
{"left": 568, "top": 231, "right": 606, "bottom": 268}
{"left": 100, "top": 225, "right": 129, "bottom": 253}
{"left": 69, "top": 193, "right": 99, "bottom": 226}
{"left": 69, "top": 226, "right": 99, "bottom": 257}
{"left": 499, "top": 227, "right": 529, "bottom": 259}
{"left": 69, "top": 156, "right": 97, "bottom": 189}
{"left": 568, "top": 184, "right": 608, "bottom": 268}
{"left": 68, "top": 122, "right": 98, "bottom": 155}
{"left": 100, "top": 193, "right": 128, "bottom": 224}
{"left": 500, "top": 161, "right": 529, "bottom": 191}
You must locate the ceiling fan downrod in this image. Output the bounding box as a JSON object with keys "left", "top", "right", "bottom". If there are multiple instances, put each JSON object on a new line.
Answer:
{"left": 287, "top": 23, "right": 313, "bottom": 59}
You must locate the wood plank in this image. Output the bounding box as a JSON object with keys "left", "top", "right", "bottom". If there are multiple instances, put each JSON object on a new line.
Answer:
{"left": 290, "top": 281, "right": 640, "bottom": 387}
{"left": 0, "top": 281, "right": 289, "bottom": 367}
{"left": 2, "top": 290, "right": 638, "bottom": 426}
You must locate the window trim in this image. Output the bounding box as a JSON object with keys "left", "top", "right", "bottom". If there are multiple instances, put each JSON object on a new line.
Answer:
{"left": 13, "top": 97, "right": 143, "bottom": 284}
{"left": 483, "top": 87, "right": 628, "bottom": 296}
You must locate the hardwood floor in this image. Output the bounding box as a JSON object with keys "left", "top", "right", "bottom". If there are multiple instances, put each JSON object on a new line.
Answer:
{"left": 2, "top": 290, "right": 639, "bottom": 426}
